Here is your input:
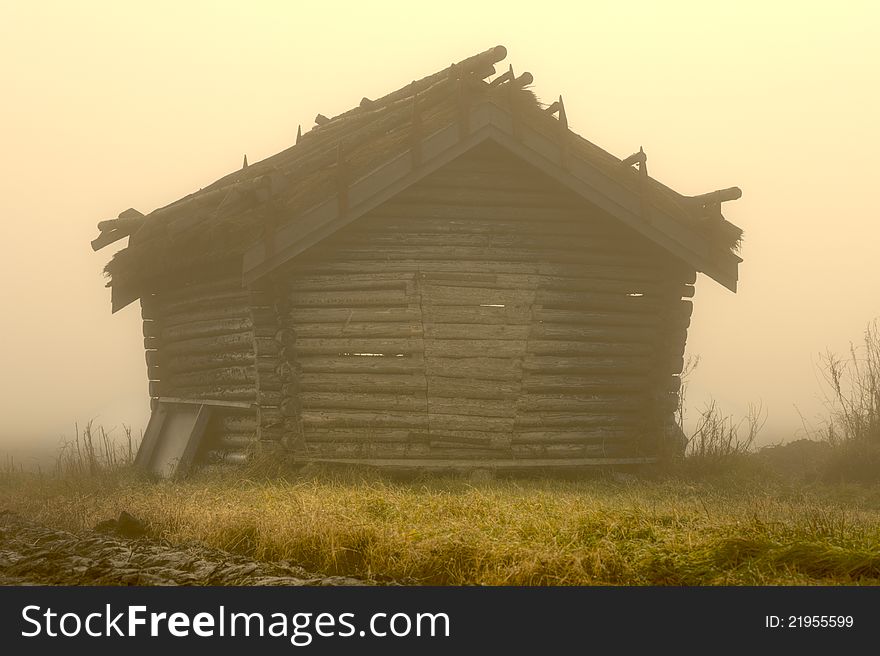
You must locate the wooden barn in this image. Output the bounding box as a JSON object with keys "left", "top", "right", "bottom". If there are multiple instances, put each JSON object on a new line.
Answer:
{"left": 93, "top": 46, "right": 743, "bottom": 473}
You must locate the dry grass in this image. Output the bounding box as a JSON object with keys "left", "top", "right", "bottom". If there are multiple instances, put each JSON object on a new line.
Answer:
{"left": 2, "top": 464, "right": 880, "bottom": 586}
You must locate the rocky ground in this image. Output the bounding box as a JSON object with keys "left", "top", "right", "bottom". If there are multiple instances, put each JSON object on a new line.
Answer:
{"left": 0, "top": 510, "right": 366, "bottom": 586}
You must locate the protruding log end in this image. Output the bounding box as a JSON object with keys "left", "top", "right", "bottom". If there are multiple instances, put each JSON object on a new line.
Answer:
{"left": 491, "top": 45, "right": 507, "bottom": 63}
{"left": 688, "top": 186, "right": 743, "bottom": 205}
{"left": 720, "top": 186, "right": 743, "bottom": 202}
{"left": 315, "top": 113, "right": 330, "bottom": 126}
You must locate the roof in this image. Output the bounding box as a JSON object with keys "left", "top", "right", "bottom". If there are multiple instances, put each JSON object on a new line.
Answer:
{"left": 94, "top": 45, "right": 743, "bottom": 312}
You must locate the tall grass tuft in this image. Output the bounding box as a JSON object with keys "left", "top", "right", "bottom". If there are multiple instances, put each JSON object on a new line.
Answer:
{"left": 56, "top": 420, "right": 139, "bottom": 479}
{"left": 818, "top": 319, "right": 880, "bottom": 481}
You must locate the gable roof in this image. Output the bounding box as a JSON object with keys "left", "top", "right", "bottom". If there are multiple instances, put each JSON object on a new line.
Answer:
{"left": 94, "top": 45, "right": 743, "bottom": 312}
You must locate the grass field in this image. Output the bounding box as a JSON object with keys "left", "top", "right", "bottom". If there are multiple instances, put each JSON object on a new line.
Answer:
{"left": 2, "top": 322, "right": 877, "bottom": 586}
{"left": 2, "top": 458, "right": 880, "bottom": 585}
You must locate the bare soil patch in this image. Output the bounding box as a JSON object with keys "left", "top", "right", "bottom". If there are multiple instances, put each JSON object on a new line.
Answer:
{"left": 0, "top": 510, "right": 366, "bottom": 586}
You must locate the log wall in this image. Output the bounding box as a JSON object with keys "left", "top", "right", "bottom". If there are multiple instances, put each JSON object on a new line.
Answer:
{"left": 141, "top": 271, "right": 258, "bottom": 462}
{"left": 275, "top": 141, "right": 695, "bottom": 463}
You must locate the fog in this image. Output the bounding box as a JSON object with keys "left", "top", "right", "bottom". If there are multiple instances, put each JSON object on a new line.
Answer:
{"left": 1, "top": 1, "right": 878, "bottom": 464}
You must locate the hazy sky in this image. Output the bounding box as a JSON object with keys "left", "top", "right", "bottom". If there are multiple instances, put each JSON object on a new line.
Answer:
{"left": 1, "top": 1, "right": 878, "bottom": 460}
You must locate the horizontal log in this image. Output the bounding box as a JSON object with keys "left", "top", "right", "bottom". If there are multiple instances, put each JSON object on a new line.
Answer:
{"left": 532, "top": 309, "right": 666, "bottom": 328}
{"left": 511, "top": 428, "right": 635, "bottom": 444}
{"left": 300, "top": 428, "right": 420, "bottom": 443}
{"left": 294, "top": 337, "right": 423, "bottom": 355}
{"left": 204, "top": 451, "right": 250, "bottom": 465}
{"left": 391, "top": 185, "right": 585, "bottom": 209}
{"left": 526, "top": 341, "right": 654, "bottom": 356}
{"left": 160, "top": 317, "right": 254, "bottom": 343}
{"left": 318, "top": 246, "right": 684, "bottom": 270}
{"left": 336, "top": 229, "right": 656, "bottom": 250}
{"left": 160, "top": 384, "right": 259, "bottom": 403}
{"left": 157, "top": 290, "right": 251, "bottom": 316}
{"left": 530, "top": 323, "right": 685, "bottom": 344}
{"left": 161, "top": 331, "right": 254, "bottom": 356}
{"left": 216, "top": 435, "right": 257, "bottom": 450}
{"left": 303, "top": 442, "right": 432, "bottom": 459}
{"left": 297, "top": 354, "right": 424, "bottom": 374}
{"left": 364, "top": 202, "right": 621, "bottom": 226}
{"left": 158, "top": 303, "right": 252, "bottom": 329}
{"left": 517, "top": 393, "right": 676, "bottom": 414}
{"left": 424, "top": 339, "right": 527, "bottom": 359}
{"left": 214, "top": 413, "right": 258, "bottom": 433}
{"left": 521, "top": 355, "right": 662, "bottom": 375}
{"left": 422, "top": 396, "right": 513, "bottom": 418}
{"left": 300, "top": 392, "right": 427, "bottom": 412}
{"left": 288, "top": 321, "right": 424, "bottom": 339}
{"left": 419, "top": 284, "right": 535, "bottom": 307}
{"left": 287, "top": 274, "right": 417, "bottom": 292}
{"left": 513, "top": 413, "right": 643, "bottom": 429}
{"left": 424, "top": 356, "right": 521, "bottom": 381}
{"left": 298, "top": 373, "right": 427, "bottom": 393}
{"left": 420, "top": 305, "right": 532, "bottom": 325}
{"left": 302, "top": 410, "right": 429, "bottom": 429}
{"left": 154, "top": 276, "right": 243, "bottom": 303}
{"left": 521, "top": 375, "right": 653, "bottom": 393}
{"left": 145, "top": 350, "right": 160, "bottom": 368}
{"left": 422, "top": 323, "right": 531, "bottom": 340}
{"left": 289, "top": 259, "right": 696, "bottom": 284}
{"left": 289, "top": 307, "right": 422, "bottom": 325}
{"left": 166, "top": 365, "right": 256, "bottom": 389}
{"left": 288, "top": 289, "right": 410, "bottom": 307}
{"left": 427, "top": 376, "right": 520, "bottom": 399}
{"left": 162, "top": 351, "right": 255, "bottom": 374}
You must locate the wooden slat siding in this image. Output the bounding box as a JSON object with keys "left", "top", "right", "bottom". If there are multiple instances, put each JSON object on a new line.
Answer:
{"left": 272, "top": 143, "right": 697, "bottom": 462}
{"left": 149, "top": 272, "right": 258, "bottom": 454}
